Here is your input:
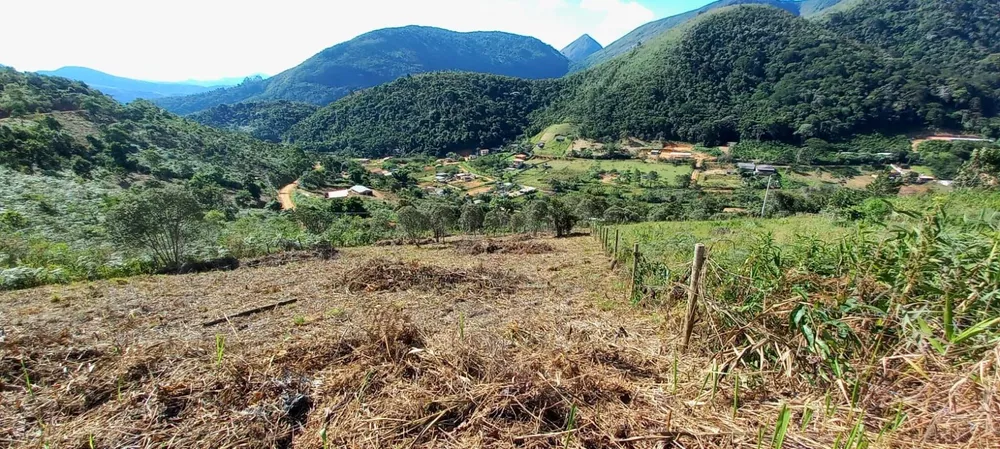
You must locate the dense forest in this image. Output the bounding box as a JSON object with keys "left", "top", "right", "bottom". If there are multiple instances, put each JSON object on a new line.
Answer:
{"left": 826, "top": 0, "right": 1000, "bottom": 135}
{"left": 570, "top": 0, "right": 846, "bottom": 72}
{"left": 286, "top": 73, "right": 562, "bottom": 156}
{"left": 155, "top": 26, "right": 569, "bottom": 115}
{"left": 549, "top": 4, "right": 1000, "bottom": 145}
{"left": 189, "top": 100, "right": 319, "bottom": 142}
{"left": 271, "top": 3, "right": 1000, "bottom": 157}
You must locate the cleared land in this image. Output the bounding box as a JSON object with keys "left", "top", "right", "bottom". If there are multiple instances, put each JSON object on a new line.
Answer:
{"left": 4, "top": 226, "right": 994, "bottom": 448}
{"left": 517, "top": 159, "right": 693, "bottom": 189}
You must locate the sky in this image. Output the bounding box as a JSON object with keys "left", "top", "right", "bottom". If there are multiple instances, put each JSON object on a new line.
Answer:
{"left": 1, "top": 0, "right": 714, "bottom": 82}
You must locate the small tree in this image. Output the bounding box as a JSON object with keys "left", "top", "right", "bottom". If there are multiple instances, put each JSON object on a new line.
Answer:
{"left": 525, "top": 199, "right": 551, "bottom": 236}
{"left": 106, "top": 186, "right": 205, "bottom": 268}
{"left": 548, "top": 198, "right": 577, "bottom": 237}
{"left": 424, "top": 203, "right": 459, "bottom": 242}
{"left": 483, "top": 208, "right": 510, "bottom": 234}
{"left": 459, "top": 203, "right": 485, "bottom": 234}
{"left": 397, "top": 206, "right": 430, "bottom": 242}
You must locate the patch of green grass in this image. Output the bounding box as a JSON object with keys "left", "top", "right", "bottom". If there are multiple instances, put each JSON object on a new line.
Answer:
{"left": 613, "top": 215, "right": 846, "bottom": 270}
{"left": 516, "top": 158, "right": 692, "bottom": 189}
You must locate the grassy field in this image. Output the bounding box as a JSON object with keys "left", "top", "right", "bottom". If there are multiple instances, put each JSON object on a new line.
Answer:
{"left": 530, "top": 123, "right": 578, "bottom": 158}
{"left": 609, "top": 215, "right": 847, "bottom": 269}
{"left": 517, "top": 158, "right": 693, "bottom": 189}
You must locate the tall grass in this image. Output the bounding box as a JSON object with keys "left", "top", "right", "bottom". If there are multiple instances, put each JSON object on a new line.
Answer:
{"left": 677, "top": 208, "right": 1000, "bottom": 384}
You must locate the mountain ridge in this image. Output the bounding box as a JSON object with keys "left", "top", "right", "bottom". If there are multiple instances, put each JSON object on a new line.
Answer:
{"left": 560, "top": 34, "right": 603, "bottom": 62}
{"left": 34, "top": 66, "right": 224, "bottom": 103}
{"left": 154, "top": 26, "right": 569, "bottom": 115}
{"left": 570, "top": 0, "right": 849, "bottom": 72}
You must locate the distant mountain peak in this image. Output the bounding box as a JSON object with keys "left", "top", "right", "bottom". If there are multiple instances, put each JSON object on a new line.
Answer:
{"left": 561, "top": 34, "right": 603, "bottom": 62}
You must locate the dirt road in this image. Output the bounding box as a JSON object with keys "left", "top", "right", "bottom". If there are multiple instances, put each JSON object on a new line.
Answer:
{"left": 277, "top": 181, "right": 298, "bottom": 210}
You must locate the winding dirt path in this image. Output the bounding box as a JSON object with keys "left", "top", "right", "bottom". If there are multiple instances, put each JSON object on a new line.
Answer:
{"left": 278, "top": 181, "right": 298, "bottom": 210}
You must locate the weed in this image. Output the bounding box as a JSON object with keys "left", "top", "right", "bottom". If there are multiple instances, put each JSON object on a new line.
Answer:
{"left": 21, "top": 359, "right": 33, "bottom": 397}
{"left": 732, "top": 375, "right": 740, "bottom": 417}
{"left": 801, "top": 406, "right": 814, "bottom": 431}
{"left": 563, "top": 404, "right": 578, "bottom": 447}
{"left": 771, "top": 403, "right": 790, "bottom": 449}
{"left": 214, "top": 334, "right": 225, "bottom": 366}
{"left": 293, "top": 316, "right": 307, "bottom": 326}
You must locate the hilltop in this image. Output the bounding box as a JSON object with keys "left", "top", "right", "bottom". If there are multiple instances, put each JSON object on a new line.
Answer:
{"left": 570, "top": 0, "right": 849, "bottom": 72}
{"left": 288, "top": 4, "right": 998, "bottom": 155}
{"left": 560, "top": 34, "right": 603, "bottom": 62}
{"left": 286, "top": 72, "right": 562, "bottom": 156}
{"left": 154, "top": 26, "right": 569, "bottom": 115}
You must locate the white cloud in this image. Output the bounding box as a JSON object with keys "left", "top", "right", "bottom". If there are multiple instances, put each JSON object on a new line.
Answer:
{"left": 0, "top": 0, "right": 656, "bottom": 81}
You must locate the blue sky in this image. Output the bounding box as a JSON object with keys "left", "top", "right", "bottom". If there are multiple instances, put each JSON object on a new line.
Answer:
{"left": 1, "top": 0, "right": 718, "bottom": 82}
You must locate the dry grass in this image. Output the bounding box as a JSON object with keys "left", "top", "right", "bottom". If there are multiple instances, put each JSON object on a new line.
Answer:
{"left": 1, "top": 235, "right": 997, "bottom": 448}
{"left": 452, "top": 239, "right": 554, "bottom": 256}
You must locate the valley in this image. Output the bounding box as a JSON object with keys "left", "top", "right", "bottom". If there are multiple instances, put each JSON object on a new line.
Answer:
{"left": 3, "top": 0, "right": 1000, "bottom": 447}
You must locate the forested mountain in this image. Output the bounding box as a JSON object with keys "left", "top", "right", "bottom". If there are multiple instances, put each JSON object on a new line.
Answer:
{"left": 189, "top": 100, "right": 319, "bottom": 142}
{"left": 155, "top": 26, "right": 569, "bottom": 115}
{"left": 543, "top": 5, "right": 998, "bottom": 145}
{"left": 571, "top": 0, "right": 847, "bottom": 72}
{"left": 286, "top": 72, "right": 562, "bottom": 156}
{"left": 826, "top": 0, "right": 1000, "bottom": 134}
{"left": 0, "top": 68, "right": 307, "bottom": 189}
{"left": 561, "top": 35, "right": 603, "bottom": 62}
{"left": 35, "top": 67, "right": 220, "bottom": 103}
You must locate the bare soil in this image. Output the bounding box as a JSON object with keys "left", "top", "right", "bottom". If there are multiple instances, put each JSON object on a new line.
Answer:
{"left": 1, "top": 236, "right": 993, "bottom": 448}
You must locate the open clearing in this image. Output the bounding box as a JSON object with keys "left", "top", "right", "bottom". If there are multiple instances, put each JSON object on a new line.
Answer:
{"left": 2, "top": 232, "right": 993, "bottom": 448}
{"left": 518, "top": 159, "right": 693, "bottom": 189}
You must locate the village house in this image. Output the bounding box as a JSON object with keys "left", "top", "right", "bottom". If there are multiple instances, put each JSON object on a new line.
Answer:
{"left": 755, "top": 165, "right": 778, "bottom": 176}
{"left": 326, "top": 185, "right": 374, "bottom": 199}
{"left": 435, "top": 172, "right": 452, "bottom": 183}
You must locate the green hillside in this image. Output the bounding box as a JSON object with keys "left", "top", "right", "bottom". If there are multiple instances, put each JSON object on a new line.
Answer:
{"left": 189, "top": 100, "right": 319, "bottom": 142}
{"left": 286, "top": 72, "right": 562, "bottom": 156}
{"left": 570, "top": 0, "right": 847, "bottom": 72}
{"left": 0, "top": 68, "right": 304, "bottom": 188}
{"left": 155, "top": 26, "right": 569, "bottom": 115}
{"left": 545, "top": 5, "right": 993, "bottom": 145}
{"left": 827, "top": 0, "right": 1000, "bottom": 134}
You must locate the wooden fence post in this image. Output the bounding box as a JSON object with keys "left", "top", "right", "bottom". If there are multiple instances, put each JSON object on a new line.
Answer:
{"left": 628, "top": 243, "right": 640, "bottom": 302}
{"left": 681, "top": 243, "right": 707, "bottom": 352}
{"left": 613, "top": 230, "right": 620, "bottom": 259}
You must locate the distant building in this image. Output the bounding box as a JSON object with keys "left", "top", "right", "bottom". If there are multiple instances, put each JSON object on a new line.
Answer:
{"left": 536, "top": 142, "right": 545, "bottom": 148}
{"left": 737, "top": 162, "right": 757, "bottom": 172}
{"left": 915, "top": 175, "right": 936, "bottom": 184}
{"left": 326, "top": 185, "right": 374, "bottom": 199}
{"left": 479, "top": 148, "right": 490, "bottom": 156}
{"left": 650, "top": 150, "right": 662, "bottom": 156}
{"left": 511, "top": 160, "right": 525, "bottom": 169}
{"left": 666, "top": 152, "right": 693, "bottom": 160}
{"left": 755, "top": 165, "right": 778, "bottom": 175}
{"left": 435, "top": 172, "right": 452, "bottom": 182}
